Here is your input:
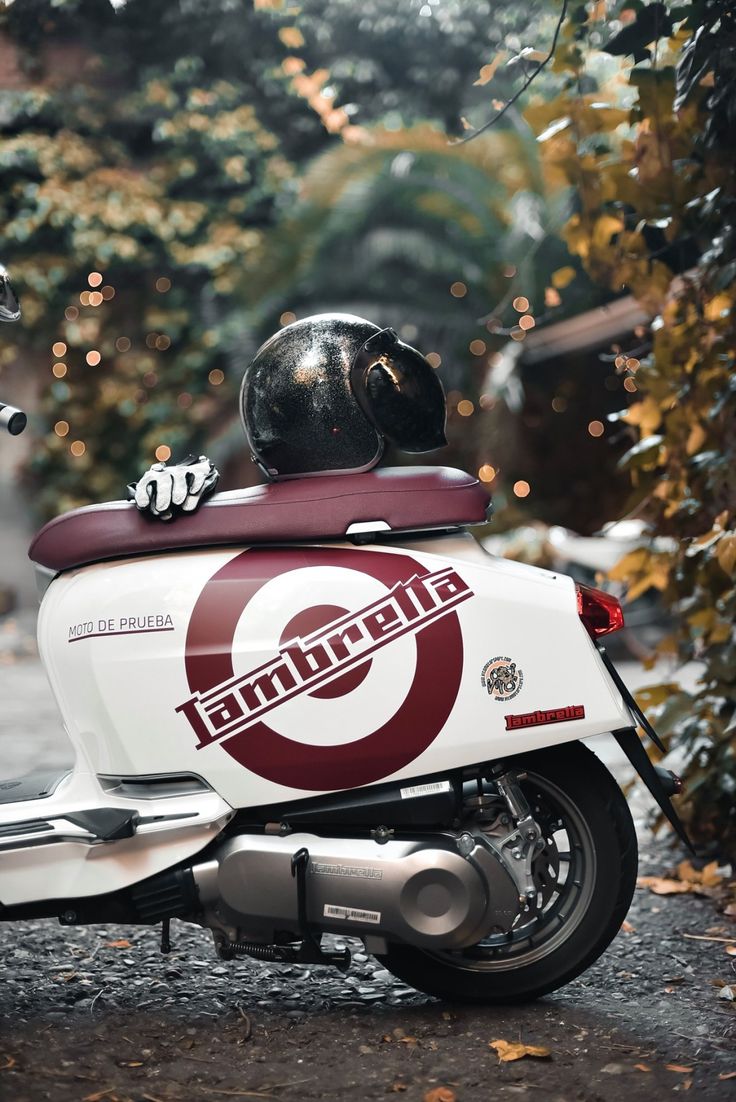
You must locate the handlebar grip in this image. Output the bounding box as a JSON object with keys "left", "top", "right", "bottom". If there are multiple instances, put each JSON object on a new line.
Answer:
{"left": 0, "top": 402, "right": 27, "bottom": 435}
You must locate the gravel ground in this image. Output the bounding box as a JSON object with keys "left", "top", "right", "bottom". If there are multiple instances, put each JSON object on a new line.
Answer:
{"left": 0, "top": 653, "right": 734, "bottom": 1101}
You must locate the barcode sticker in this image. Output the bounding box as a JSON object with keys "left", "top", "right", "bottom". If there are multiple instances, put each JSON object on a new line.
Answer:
{"left": 323, "top": 904, "right": 381, "bottom": 925}
{"left": 399, "top": 780, "right": 452, "bottom": 800}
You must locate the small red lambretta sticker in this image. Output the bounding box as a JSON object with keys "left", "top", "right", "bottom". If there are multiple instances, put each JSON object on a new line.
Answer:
{"left": 505, "top": 705, "right": 585, "bottom": 731}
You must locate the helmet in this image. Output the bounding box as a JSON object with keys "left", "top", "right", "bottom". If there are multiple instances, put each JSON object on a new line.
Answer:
{"left": 241, "top": 312, "right": 447, "bottom": 480}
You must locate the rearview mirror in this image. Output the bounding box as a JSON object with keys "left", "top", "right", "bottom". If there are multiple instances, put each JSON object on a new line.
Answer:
{"left": 0, "top": 265, "right": 21, "bottom": 323}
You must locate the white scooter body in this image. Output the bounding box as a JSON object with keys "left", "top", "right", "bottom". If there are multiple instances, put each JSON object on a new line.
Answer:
{"left": 0, "top": 528, "right": 634, "bottom": 907}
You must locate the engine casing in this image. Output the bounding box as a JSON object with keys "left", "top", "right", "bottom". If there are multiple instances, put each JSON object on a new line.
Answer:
{"left": 193, "top": 830, "right": 521, "bottom": 949}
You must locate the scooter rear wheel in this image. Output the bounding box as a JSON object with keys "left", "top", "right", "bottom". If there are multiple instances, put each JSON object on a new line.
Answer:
{"left": 377, "top": 741, "right": 638, "bottom": 1004}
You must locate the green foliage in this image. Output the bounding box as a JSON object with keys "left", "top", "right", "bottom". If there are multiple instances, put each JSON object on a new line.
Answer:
{"left": 526, "top": 0, "right": 736, "bottom": 853}
{"left": 0, "top": 0, "right": 554, "bottom": 516}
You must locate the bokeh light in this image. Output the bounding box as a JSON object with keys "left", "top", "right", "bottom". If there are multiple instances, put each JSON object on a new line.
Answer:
{"left": 588, "top": 420, "right": 605, "bottom": 437}
{"left": 86, "top": 350, "right": 101, "bottom": 366}
{"left": 88, "top": 272, "right": 103, "bottom": 288}
{"left": 624, "top": 377, "right": 638, "bottom": 392}
{"left": 115, "top": 337, "right": 131, "bottom": 352}
{"left": 551, "top": 396, "right": 567, "bottom": 412}
{"left": 478, "top": 464, "right": 496, "bottom": 482}
{"left": 208, "top": 368, "right": 225, "bottom": 385}
{"left": 513, "top": 480, "right": 531, "bottom": 498}
{"left": 155, "top": 444, "right": 172, "bottom": 462}
{"left": 426, "top": 352, "right": 441, "bottom": 368}
{"left": 70, "top": 440, "right": 86, "bottom": 457}
{"left": 155, "top": 277, "right": 172, "bottom": 293}
{"left": 64, "top": 307, "right": 79, "bottom": 321}
{"left": 52, "top": 362, "right": 67, "bottom": 378}
{"left": 512, "top": 296, "right": 530, "bottom": 312}
{"left": 450, "top": 281, "right": 467, "bottom": 298}
{"left": 280, "top": 311, "right": 297, "bottom": 326}
{"left": 52, "top": 341, "right": 67, "bottom": 357}
{"left": 54, "top": 420, "right": 69, "bottom": 437}
{"left": 518, "top": 314, "right": 536, "bottom": 331}
{"left": 469, "top": 339, "right": 487, "bottom": 356}
{"left": 457, "top": 399, "right": 474, "bottom": 416}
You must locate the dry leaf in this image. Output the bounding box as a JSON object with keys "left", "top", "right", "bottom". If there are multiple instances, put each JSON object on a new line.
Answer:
{"left": 489, "top": 1039, "right": 551, "bottom": 1062}
{"left": 637, "top": 876, "right": 691, "bottom": 895}
{"left": 621, "top": 919, "right": 636, "bottom": 933}
{"left": 665, "top": 1064, "right": 694, "bottom": 1073}
{"left": 391, "top": 1084, "right": 408, "bottom": 1094}
{"left": 105, "top": 939, "right": 132, "bottom": 949}
{"left": 725, "top": 903, "right": 736, "bottom": 918}
{"left": 726, "top": 946, "right": 736, "bottom": 956}
{"left": 718, "top": 1071, "right": 736, "bottom": 1080}
{"left": 474, "top": 53, "right": 508, "bottom": 86}
{"left": 424, "top": 1090, "right": 456, "bottom": 1102}
{"left": 83, "top": 1092, "right": 115, "bottom": 1102}
{"left": 0, "top": 1056, "right": 16, "bottom": 1071}
{"left": 634, "top": 1063, "right": 651, "bottom": 1072}
{"left": 677, "top": 859, "right": 722, "bottom": 888}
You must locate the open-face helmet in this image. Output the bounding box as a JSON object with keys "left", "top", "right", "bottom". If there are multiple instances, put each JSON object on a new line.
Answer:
{"left": 240, "top": 312, "right": 447, "bottom": 480}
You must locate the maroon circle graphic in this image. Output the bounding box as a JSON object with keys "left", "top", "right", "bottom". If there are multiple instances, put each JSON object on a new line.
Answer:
{"left": 279, "top": 605, "right": 372, "bottom": 700}
{"left": 183, "top": 547, "right": 465, "bottom": 790}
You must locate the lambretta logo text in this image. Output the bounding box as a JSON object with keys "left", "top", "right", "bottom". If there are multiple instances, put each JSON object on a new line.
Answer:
{"left": 176, "top": 567, "right": 473, "bottom": 750}
{"left": 505, "top": 705, "right": 585, "bottom": 731}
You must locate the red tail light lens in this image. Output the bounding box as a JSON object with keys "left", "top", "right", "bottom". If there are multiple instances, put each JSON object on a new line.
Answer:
{"left": 576, "top": 583, "right": 625, "bottom": 638}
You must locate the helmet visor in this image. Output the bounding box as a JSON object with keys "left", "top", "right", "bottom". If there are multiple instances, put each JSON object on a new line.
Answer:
{"left": 350, "top": 329, "right": 447, "bottom": 453}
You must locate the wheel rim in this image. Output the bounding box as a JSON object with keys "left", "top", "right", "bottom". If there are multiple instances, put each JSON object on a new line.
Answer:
{"left": 429, "top": 770, "right": 597, "bottom": 973}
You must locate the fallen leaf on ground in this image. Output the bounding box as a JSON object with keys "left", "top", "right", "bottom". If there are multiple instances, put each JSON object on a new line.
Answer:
{"left": 677, "top": 859, "right": 723, "bottom": 888}
{"left": 621, "top": 919, "right": 636, "bottom": 933}
{"left": 390, "top": 1084, "right": 408, "bottom": 1093}
{"left": 634, "top": 1063, "right": 652, "bottom": 1072}
{"left": 726, "top": 946, "right": 736, "bottom": 956}
{"left": 637, "top": 876, "right": 691, "bottom": 895}
{"left": 83, "top": 1092, "right": 116, "bottom": 1102}
{"left": 105, "top": 939, "right": 132, "bottom": 949}
{"left": 718, "top": 1071, "right": 736, "bottom": 1080}
{"left": 724, "top": 903, "right": 736, "bottom": 918}
{"left": 423, "top": 1089, "right": 456, "bottom": 1102}
{"left": 489, "top": 1039, "right": 551, "bottom": 1062}
{"left": 718, "top": 985, "right": 735, "bottom": 1001}
{"left": 665, "top": 1065, "right": 694, "bottom": 1073}
{"left": 0, "top": 1056, "right": 16, "bottom": 1071}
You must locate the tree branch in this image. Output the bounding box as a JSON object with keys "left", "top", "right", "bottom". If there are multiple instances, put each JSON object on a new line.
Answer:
{"left": 450, "top": 0, "right": 569, "bottom": 146}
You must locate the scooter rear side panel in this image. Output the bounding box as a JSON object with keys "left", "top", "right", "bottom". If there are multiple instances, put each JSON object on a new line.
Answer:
{"left": 37, "top": 536, "right": 634, "bottom": 809}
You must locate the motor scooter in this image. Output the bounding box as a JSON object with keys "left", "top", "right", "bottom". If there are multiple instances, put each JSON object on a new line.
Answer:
{"left": 0, "top": 276, "right": 689, "bottom": 1004}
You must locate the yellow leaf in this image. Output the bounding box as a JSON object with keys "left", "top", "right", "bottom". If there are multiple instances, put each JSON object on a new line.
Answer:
{"left": 592, "top": 214, "right": 624, "bottom": 249}
{"left": 279, "top": 26, "right": 305, "bottom": 48}
{"left": 424, "top": 1090, "right": 457, "bottom": 1102}
{"left": 686, "top": 423, "right": 706, "bottom": 455}
{"left": 622, "top": 396, "right": 662, "bottom": 437}
{"left": 551, "top": 265, "right": 576, "bottom": 289}
{"left": 703, "top": 293, "right": 731, "bottom": 321}
{"left": 474, "top": 53, "right": 508, "bottom": 86}
{"left": 489, "top": 1039, "right": 551, "bottom": 1062}
{"left": 716, "top": 534, "right": 736, "bottom": 576}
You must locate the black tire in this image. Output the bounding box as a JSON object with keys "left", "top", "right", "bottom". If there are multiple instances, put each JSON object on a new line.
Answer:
{"left": 377, "top": 741, "right": 637, "bottom": 1004}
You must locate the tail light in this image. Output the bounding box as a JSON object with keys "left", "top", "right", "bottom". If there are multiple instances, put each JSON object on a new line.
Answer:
{"left": 576, "top": 583, "right": 624, "bottom": 638}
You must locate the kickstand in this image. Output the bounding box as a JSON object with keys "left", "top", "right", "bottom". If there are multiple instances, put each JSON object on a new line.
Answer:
{"left": 291, "top": 847, "right": 351, "bottom": 972}
{"left": 160, "top": 917, "right": 172, "bottom": 954}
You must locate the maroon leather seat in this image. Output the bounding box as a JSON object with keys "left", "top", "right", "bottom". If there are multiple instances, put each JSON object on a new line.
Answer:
{"left": 29, "top": 466, "right": 490, "bottom": 573}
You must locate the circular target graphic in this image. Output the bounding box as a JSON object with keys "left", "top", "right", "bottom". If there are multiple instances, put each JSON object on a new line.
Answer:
{"left": 183, "top": 547, "right": 465, "bottom": 790}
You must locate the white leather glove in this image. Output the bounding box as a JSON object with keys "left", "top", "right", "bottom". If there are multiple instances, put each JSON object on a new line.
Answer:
{"left": 128, "top": 455, "right": 219, "bottom": 521}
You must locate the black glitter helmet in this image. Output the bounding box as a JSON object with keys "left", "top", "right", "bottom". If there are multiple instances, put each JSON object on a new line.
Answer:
{"left": 240, "top": 312, "right": 447, "bottom": 480}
